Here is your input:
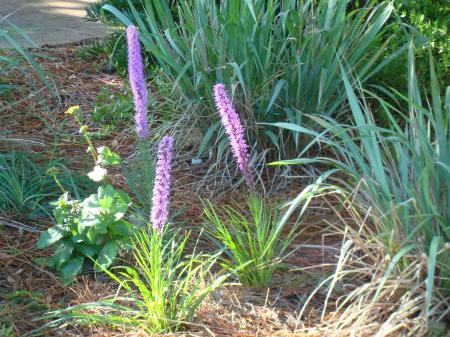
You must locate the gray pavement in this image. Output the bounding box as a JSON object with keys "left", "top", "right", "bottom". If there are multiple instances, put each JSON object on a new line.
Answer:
{"left": 0, "top": 0, "right": 113, "bottom": 48}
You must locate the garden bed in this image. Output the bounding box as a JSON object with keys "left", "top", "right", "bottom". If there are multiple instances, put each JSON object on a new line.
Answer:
{"left": 1, "top": 2, "right": 448, "bottom": 332}
{"left": 1, "top": 43, "right": 345, "bottom": 336}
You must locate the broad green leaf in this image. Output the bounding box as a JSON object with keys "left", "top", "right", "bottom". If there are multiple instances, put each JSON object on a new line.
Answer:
{"left": 98, "top": 193, "right": 114, "bottom": 210}
{"left": 46, "top": 257, "right": 56, "bottom": 268}
{"left": 54, "top": 239, "right": 75, "bottom": 268}
{"left": 84, "top": 227, "right": 101, "bottom": 245}
{"left": 77, "top": 244, "right": 100, "bottom": 258}
{"left": 98, "top": 184, "right": 115, "bottom": 199}
{"left": 36, "top": 225, "right": 67, "bottom": 249}
{"left": 60, "top": 256, "right": 84, "bottom": 282}
{"left": 110, "top": 219, "right": 135, "bottom": 237}
{"left": 79, "top": 193, "right": 102, "bottom": 233}
{"left": 95, "top": 240, "right": 119, "bottom": 271}
{"left": 111, "top": 190, "right": 132, "bottom": 220}
{"left": 77, "top": 216, "right": 101, "bottom": 235}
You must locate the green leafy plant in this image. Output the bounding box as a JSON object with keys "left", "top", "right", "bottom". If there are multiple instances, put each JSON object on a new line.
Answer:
{"left": 36, "top": 183, "right": 134, "bottom": 284}
{"left": 103, "top": 0, "right": 398, "bottom": 160}
{"left": 6, "top": 290, "right": 48, "bottom": 312}
{"left": 202, "top": 179, "right": 330, "bottom": 287}
{"left": 362, "top": 0, "right": 449, "bottom": 102}
{"left": 89, "top": 87, "right": 134, "bottom": 132}
{"left": 36, "top": 107, "right": 137, "bottom": 283}
{"left": 40, "top": 228, "right": 228, "bottom": 333}
{"left": 396, "top": 0, "right": 448, "bottom": 85}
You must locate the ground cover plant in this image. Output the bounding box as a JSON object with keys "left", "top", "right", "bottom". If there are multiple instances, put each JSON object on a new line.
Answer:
{"left": 1, "top": 1, "right": 449, "bottom": 336}
{"left": 89, "top": 86, "right": 134, "bottom": 132}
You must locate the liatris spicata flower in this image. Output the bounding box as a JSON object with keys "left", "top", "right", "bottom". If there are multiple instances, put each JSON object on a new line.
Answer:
{"left": 150, "top": 135, "right": 174, "bottom": 231}
{"left": 126, "top": 25, "right": 149, "bottom": 139}
{"left": 213, "top": 83, "right": 254, "bottom": 188}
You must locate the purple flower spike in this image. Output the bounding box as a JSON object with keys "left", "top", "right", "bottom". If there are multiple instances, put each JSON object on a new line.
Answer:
{"left": 126, "top": 25, "right": 149, "bottom": 139}
{"left": 213, "top": 83, "right": 254, "bottom": 189}
{"left": 150, "top": 135, "right": 174, "bottom": 232}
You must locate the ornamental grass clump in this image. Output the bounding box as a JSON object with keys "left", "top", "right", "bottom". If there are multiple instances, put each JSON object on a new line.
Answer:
{"left": 104, "top": 1, "right": 396, "bottom": 160}
{"left": 272, "top": 45, "right": 450, "bottom": 314}
{"left": 41, "top": 227, "right": 227, "bottom": 334}
{"left": 202, "top": 84, "right": 326, "bottom": 287}
{"left": 126, "top": 25, "right": 148, "bottom": 139}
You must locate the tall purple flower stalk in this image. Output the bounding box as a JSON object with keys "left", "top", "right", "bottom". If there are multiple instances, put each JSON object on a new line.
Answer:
{"left": 150, "top": 135, "right": 174, "bottom": 232}
{"left": 213, "top": 83, "right": 254, "bottom": 189}
{"left": 126, "top": 25, "right": 149, "bottom": 139}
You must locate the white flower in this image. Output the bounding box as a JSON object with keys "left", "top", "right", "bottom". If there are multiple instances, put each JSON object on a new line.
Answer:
{"left": 87, "top": 165, "right": 107, "bottom": 182}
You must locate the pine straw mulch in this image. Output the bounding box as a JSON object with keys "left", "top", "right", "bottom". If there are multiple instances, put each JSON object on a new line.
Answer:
{"left": 1, "top": 41, "right": 134, "bottom": 160}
